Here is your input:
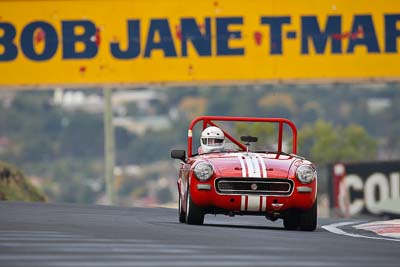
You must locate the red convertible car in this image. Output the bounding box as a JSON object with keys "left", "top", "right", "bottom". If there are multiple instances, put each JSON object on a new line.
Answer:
{"left": 171, "top": 116, "right": 317, "bottom": 231}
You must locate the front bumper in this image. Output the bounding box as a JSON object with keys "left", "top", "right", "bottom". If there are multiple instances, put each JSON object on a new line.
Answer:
{"left": 191, "top": 177, "right": 317, "bottom": 214}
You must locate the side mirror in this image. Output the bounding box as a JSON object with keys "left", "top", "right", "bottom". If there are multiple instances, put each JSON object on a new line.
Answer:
{"left": 171, "top": 150, "right": 186, "bottom": 162}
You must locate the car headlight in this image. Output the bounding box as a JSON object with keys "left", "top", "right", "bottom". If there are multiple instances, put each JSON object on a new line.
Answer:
{"left": 296, "top": 165, "right": 316, "bottom": 184}
{"left": 194, "top": 162, "right": 214, "bottom": 181}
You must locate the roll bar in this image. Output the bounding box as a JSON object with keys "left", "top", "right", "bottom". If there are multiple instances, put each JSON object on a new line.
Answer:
{"left": 187, "top": 116, "right": 297, "bottom": 157}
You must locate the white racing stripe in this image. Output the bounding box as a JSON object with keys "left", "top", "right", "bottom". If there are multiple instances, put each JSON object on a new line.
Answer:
{"left": 237, "top": 153, "right": 268, "bottom": 212}
{"left": 255, "top": 154, "right": 267, "bottom": 178}
{"left": 261, "top": 196, "right": 267, "bottom": 212}
{"left": 244, "top": 155, "right": 255, "bottom": 177}
{"left": 240, "top": 195, "right": 246, "bottom": 211}
{"left": 238, "top": 152, "right": 265, "bottom": 178}
{"left": 251, "top": 154, "right": 262, "bottom": 178}
{"left": 237, "top": 154, "right": 247, "bottom": 177}
{"left": 322, "top": 221, "right": 400, "bottom": 242}
{"left": 247, "top": 195, "right": 260, "bottom": 211}
{"left": 240, "top": 195, "right": 267, "bottom": 212}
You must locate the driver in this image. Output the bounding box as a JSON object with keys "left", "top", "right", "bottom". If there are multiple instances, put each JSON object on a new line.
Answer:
{"left": 200, "top": 126, "right": 225, "bottom": 153}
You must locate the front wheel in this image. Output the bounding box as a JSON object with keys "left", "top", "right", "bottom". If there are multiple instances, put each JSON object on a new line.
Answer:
{"left": 299, "top": 201, "right": 317, "bottom": 231}
{"left": 283, "top": 210, "right": 300, "bottom": 230}
{"left": 185, "top": 189, "right": 204, "bottom": 225}
{"left": 178, "top": 194, "right": 186, "bottom": 223}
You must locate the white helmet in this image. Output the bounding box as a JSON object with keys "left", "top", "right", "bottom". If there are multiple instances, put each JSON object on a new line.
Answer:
{"left": 200, "top": 126, "right": 225, "bottom": 153}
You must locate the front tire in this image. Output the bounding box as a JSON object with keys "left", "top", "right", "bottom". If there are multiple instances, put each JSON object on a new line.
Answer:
{"left": 283, "top": 209, "right": 300, "bottom": 230}
{"left": 185, "top": 190, "right": 204, "bottom": 225}
{"left": 299, "top": 201, "right": 317, "bottom": 231}
{"left": 178, "top": 194, "right": 186, "bottom": 223}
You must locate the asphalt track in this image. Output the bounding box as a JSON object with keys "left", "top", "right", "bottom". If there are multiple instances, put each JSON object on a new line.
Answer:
{"left": 0, "top": 202, "right": 399, "bottom": 267}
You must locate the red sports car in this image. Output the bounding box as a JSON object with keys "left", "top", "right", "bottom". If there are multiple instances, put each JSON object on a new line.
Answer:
{"left": 171, "top": 116, "right": 317, "bottom": 231}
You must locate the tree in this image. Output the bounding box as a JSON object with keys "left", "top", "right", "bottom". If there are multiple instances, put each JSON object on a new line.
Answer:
{"left": 298, "top": 120, "right": 377, "bottom": 166}
{"left": 258, "top": 93, "right": 296, "bottom": 118}
{"left": 340, "top": 124, "right": 376, "bottom": 160}
{"left": 235, "top": 122, "right": 280, "bottom": 151}
{"left": 179, "top": 96, "right": 207, "bottom": 119}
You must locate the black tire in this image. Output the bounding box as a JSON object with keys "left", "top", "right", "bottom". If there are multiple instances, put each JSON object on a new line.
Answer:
{"left": 185, "top": 190, "right": 204, "bottom": 225}
{"left": 283, "top": 209, "right": 300, "bottom": 230}
{"left": 299, "top": 201, "right": 317, "bottom": 231}
{"left": 178, "top": 194, "right": 186, "bottom": 223}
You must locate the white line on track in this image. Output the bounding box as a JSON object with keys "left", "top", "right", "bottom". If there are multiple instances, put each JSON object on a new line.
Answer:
{"left": 0, "top": 255, "right": 280, "bottom": 261}
{"left": 2, "top": 260, "right": 335, "bottom": 267}
{"left": 0, "top": 231, "right": 61, "bottom": 233}
{"left": 322, "top": 221, "right": 400, "bottom": 242}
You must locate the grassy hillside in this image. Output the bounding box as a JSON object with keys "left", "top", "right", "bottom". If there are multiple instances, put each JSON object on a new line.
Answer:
{"left": 0, "top": 161, "right": 45, "bottom": 202}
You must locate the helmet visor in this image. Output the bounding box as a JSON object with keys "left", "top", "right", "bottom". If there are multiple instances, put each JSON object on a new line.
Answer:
{"left": 202, "top": 137, "right": 224, "bottom": 147}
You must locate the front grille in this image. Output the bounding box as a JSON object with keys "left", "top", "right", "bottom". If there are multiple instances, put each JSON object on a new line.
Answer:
{"left": 215, "top": 178, "right": 293, "bottom": 195}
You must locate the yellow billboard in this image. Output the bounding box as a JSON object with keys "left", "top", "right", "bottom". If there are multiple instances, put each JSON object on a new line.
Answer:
{"left": 0, "top": 0, "right": 400, "bottom": 86}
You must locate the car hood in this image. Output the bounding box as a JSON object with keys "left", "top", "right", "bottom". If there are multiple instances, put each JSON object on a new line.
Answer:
{"left": 195, "top": 152, "right": 300, "bottom": 179}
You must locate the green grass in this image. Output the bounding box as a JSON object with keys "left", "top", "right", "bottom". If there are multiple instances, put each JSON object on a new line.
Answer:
{"left": 0, "top": 161, "right": 45, "bottom": 202}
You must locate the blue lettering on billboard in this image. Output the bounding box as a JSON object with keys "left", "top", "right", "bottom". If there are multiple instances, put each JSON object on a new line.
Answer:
{"left": 21, "top": 21, "right": 58, "bottom": 61}
{"left": 62, "top": 20, "right": 98, "bottom": 59}
{"left": 261, "top": 16, "right": 291, "bottom": 55}
{"left": 144, "top": 19, "right": 177, "bottom": 58}
{"left": 110, "top": 20, "right": 141, "bottom": 59}
{"left": 216, "top": 17, "right": 244, "bottom": 56}
{"left": 347, "top": 15, "right": 380, "bottom": 53}
{"left": 301, "top": 16, "right": 342, "bottom": 54}
{"left": 181, "top": 18, "right": 211, "bottom": 57}
{"left": 385, "top": 14, "right": 400, "bottom": 53}
{"left": 0, "top": 23, "right": 18, "bottom": 61}
{"left": 1, "top": 14, "right": 400, "bottom": 62}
